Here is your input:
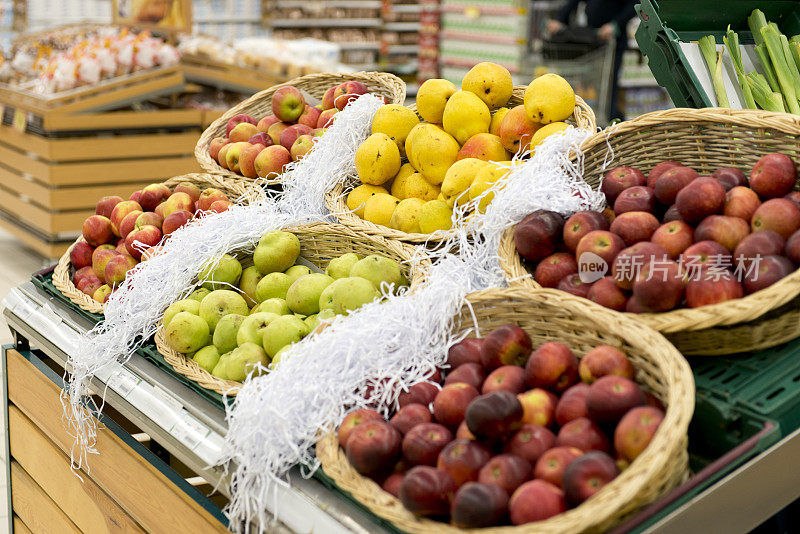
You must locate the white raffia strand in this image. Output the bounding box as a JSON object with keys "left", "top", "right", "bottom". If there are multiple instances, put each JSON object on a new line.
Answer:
{"left": 62, "top": 94, "right": 386, "bottom": 470}
{"left": 220, "top": 126, "right": 603, "bottom": 531}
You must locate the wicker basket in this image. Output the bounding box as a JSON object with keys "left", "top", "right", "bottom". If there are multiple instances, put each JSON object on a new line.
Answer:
{"left": 155, "top": 222, "right": 431, "bottom": 396}
{"left": 195, "top": 71, "right": 407, "bottom": 185}
{"left": 499, "top": 107, "right": 800, "bottom": 355}
{"left": 317, "top": 287, "right": 693, "bottom": 533}
{"left": 325, "top": 89, "right": 596, "bottom": 245}
{"left": 52, "top": 173, "right": 257, "bottom": 315}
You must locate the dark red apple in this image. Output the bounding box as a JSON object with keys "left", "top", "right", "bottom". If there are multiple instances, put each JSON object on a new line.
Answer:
{"left": 612, "top": 242, "right": 669, "bottom": 290}
{"left": 587, "top": 276, "right": 628, "bottom": 311}
{"left": 481, "top": 324, "right": 532, "bottom": 369}
{"left": 465, "top": 390, "right": 524, "bottom": 440}
{"left": 651, "top": 220, "right": 694, "bottom": 259}
{"left": 712, "top": 167, "right": 747, "bottom": 190}
{"left": 556, "top": 417, "right": 610, "bottom": 453}
{"left": 433, "top": 383, "right": 480, "bottom": 430}
{"left": 555, "top": 383, "right": 590, "bottom": 426}
{"left": 382, "top": 472, "right": 404, "bottom": 497}
{"left": 562, "top": 451, "right": 620, "bottom": 505}
{"left": 399, "top": 466, "right": 456, "bottom": 516}
{"left": 345, "top": 421, "right": 401, "bottom": 477}
{"left": 685, "top": 271, "right": 744, "bottom": 307}
{"left": 338, "top": 409, "right": 384, "bottom": 448}
{"left": 676, "top": 177, "right": 726, "bottom": 223}
{"left": 751, "top": 198, "right": 800, "bottom": 239}
{"left": 724, "top": 186, "right": 761, "bottom": 222}
{"left": 614, "top": 186, "right": 656, "bottom": 215}
{"left": 654, "top": 166, "right": 698, "bottom": 205}
{"left": 534, "top": 253, "right": 578, "bottom": 288}
{"left": 563, "top": 211, "right": 610, "bottom": 252}
{"left": 575, "top": 230, "right": 626, "bottom": 265}
{"left": 514, "top": 210, "right": 565, "bottom": 263}
{"left": 482, "top": 365, "right": 526, "bottom": 395}
{"left": 578, "top": 345, "right": 635, "bottom": 383}
{"left": 681, "top": 240, "right": 731, "bottom": 277}
{"left": 402, "top": 423, "right": 454, "bottom": 466}
{"left": 447, "top": 338, "right": 484, "bottom": 368}
{"left": 444, "top": 363, "right": 485, "bottom": 390}
{"left": 390, "top": 404, "right": 433, "bottom": 435}
{"left": 398, "top": 382, "right": 439, "bottom": 408}
{"left": 632, "top": 259, "right": 685, "bottom": 312}
{"left": 734, "top": 230, "right": 785, "bottom": 268}
{"left": 508, "top": 480, "right": 567, "bottom": 525}
{"left": 557, "top": 273, "right": 594, "bottom": 298}
{"left": 614, "top": 406, "right": 665, "bottom": 462}
{"left": 601, "top": 166, "right": 647, "bottom": 203}
{"left": 787, "top": 229, "right": 800, "bottom": 264}
{"left": 437, "top": 439, "right": 492, "bottom": 487}
{"left": 451, "top": 482, "right": 509, "bottom": 528}
{"left": 695, "top": 215, "right": 750, "bottom": 252}
{"left": 478, "top": 454, "right": 532, "bottom": 494}
{"left": 750, "top": 153, "right": 797, "bottom": 199}
{"left": 610, "top": 211, "right": 660, "bottom": 246}
{"left": 585, "top": 376, "right": 646, "bottom": 424}
{"left": 647, "top": 161, "right": 681, "bottom": 188}
{"left": 785, "top": 191, "right": 800, "bottom": 210}
{"left": 663, "top": 204, "right": 682, "bottom": 222}
{"left": 524, "top": 341, "right": 579, "bottom": 393}
{"left": 534, "top": 446, "right": 583, "bottom": 488}
{"left": 742, "top": 254, "right": 795, "bottom": 294}
{"left": 504, "top": 424, "right": 556, "bottom": 464}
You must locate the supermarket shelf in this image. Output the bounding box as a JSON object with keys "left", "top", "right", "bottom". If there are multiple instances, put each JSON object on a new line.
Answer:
{"left": 270, "top": 18, "right": 382, "bottom": 28}
{"left": 620, "top": 78, "right": 661, "bottom": 88}
{"left": 338, "top": 41, "right": 382, "bottom": 50}
{"left": 383, "top": 22, "right": 420, "bottom": 31}
{"left": 1, "top": 280, "right": 390, "bottom": 534}
{"left": 386, "top": 44, "right": 419, "bottom": 54}
{"left": 274, "top": 0, "right": 382, "bottom": 7}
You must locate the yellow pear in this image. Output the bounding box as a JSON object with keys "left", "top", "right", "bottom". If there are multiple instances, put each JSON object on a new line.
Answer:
{"left": 442, "top": 158, "right": 489, "bottom": 206}
{"left": 461, "top": 62, "right": 514, "bottom": 109}
{"left": 404, "top": 172, "right": 441, "bottom": 201}
{"left": 442, "top": 91, "right": 491, "bottom": 145}
{"left": 409, "top": 124, "right": 460, "bottom": 185}
{"left": 490, "top": 107, "right": 510, "bottom": 136}
{"left": 389, "top": 198, "right": 425, "bottom": 233}
{"left": 418, "top": 200, "right": 454, "bottom": 233}
{"left": 524, "top": 73, "right": 575, "bottom": 124}
{"left": 416, "top": 79, "right": 457, "bottom": 124}
{"left": 390, "top": 163, "right": 417, "bottom": 199}
{"left": 371, "top": 104, "right": 420, "bottom": 157}
{"left": 363, "top": 193, "right": 400, "bottom": 227}
{"left": 356, "top": 133, "right": 401, "bottom": 185}
{"left": 530, "top": 122, "right": 570, "bottom": 149}
{"left": 346, "top": 184, "right": 388, "bottom": 218}
{"left": 469, "top": 162, "right": 511, "bottom": 212}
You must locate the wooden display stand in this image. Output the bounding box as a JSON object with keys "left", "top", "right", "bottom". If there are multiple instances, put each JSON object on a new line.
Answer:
{"left": 0, "top": 67, "right": 205, "bottom": 259}
{"left": 181, "top": 54, "right": 290, "bottom": 95}
{"left": 3, "top": 348, "right": 228, "bottom": 532}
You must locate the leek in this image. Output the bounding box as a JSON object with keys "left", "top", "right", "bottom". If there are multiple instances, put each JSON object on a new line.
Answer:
{"left": 748, "top": 9, "right": 768, "bottom": 47}
{"left": 761, "top": 24, "right": 800, "bottom": 114}
{"left": 780, "top": 33, "right": 800, "bottom": 100}
{"left": 747, "top": 72, "right": 786, "bottom": 112}
{"left": 755, "top": 44, "right": 782, "bottom": 93}
{"left": 724, "top": 26, "right": 757, "bottom": 109}
{"left": 699, "top": 35, "right": 729, "bottom": 107}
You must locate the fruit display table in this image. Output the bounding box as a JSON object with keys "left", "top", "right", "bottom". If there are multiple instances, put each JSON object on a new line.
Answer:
{"left": 4, "top": 274, "right": 800, "bottom": 532}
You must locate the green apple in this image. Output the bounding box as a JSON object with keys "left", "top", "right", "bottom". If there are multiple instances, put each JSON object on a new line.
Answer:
{"left": 253, "top": 231, "right": 300, "bottom": 274}
{"left": 211, "top": 352, "right": 231, "bottom": 379}
{"left": 188, "top": 288, "right": 211, "bottom": 302}
{"left": 349, "top": 255, "right": 406, "bottom": 293}
{"left": 318, "top": 277, "right": 380, "bottom": 315}
{"left": 199, "top": 290, "right": 249, "bottom": 332}
{"left": 165, "top": 311, "right": 210, "bottom": 353}
{"left": 225, "top": 343, "right": 270, "bottom": 381}
{"left": 262, "top": 315, "right": 310, "bottom": 357}
{"left": 236, "top": 312, "right": 279, "bottom": 346}
{"left": 193, "top": 345, "right": 221, "bottom": 373}
{"left": 250, "top": 298, "right": 290, "bottom": 315}
{"left": 213, "top": 313, "right": 246, "bottom": 353}
{"left": 199, "top": 254, "right": 243, "bottom": 290}
{"left": 163, "top": 299, "right": 200, "bottom": 327}
{"left": 285, "top": 264, "right": 312, "bottom": 284}
{"left": 326, "top": 252, "right": 361, "bottom": 279}
{"left": 238, "top": 265, "right": 263, "bottom": 306}
{"left": 255, "top": 272, "right": 293, "bottom": 302}
{"left": 286, "top": 273, "right": 334, "bottom": 315}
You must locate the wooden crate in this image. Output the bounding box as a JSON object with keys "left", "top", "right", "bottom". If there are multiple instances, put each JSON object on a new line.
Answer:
{"left": 5, "top": 349, "right": 228, "bottom": 533}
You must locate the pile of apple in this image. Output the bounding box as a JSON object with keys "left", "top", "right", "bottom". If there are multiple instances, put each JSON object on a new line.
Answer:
{"left": 71, "top": 183, "right": 231, "bottom": 304}
{"left": 161, "top": 230, "right": 409, "bottom": 382}
{"left": 336, "top": 325, "right": 664, "bottom": 527}
{"left": 207, "top": 80, "right": 371, "bottom": 179}
{"left": 514, "top": 153, "right": 800, "bottom": 312}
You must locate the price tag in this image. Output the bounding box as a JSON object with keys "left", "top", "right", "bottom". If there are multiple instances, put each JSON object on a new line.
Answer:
{"left": 12, "top": 108, "right": 26, "bottom": 132}
{"left": 170, "top": 413, "right": 210, "bottom": 451}
{"left": 108, "top": 369, "right": 140, "bottom": 398}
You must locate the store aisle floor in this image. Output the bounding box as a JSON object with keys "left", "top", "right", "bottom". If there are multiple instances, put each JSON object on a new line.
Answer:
{"left": 0, "top": 226, "right": 50, "bottom": 524}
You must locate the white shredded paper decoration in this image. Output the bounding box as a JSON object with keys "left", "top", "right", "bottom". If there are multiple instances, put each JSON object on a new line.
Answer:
{"left": 63, "top": 90, "right": 605, "bottom": 531}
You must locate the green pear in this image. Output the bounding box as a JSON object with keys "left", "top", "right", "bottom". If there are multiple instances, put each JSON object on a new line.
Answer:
{"left": 165, "top": 311, "right": 210, "bottom": 353}
{"left": 349, "top": 255, "right": 406, "bottom": 293}
{"left": 250, "top": 298, "right": 290, "bottom": 315}
{"left": 318, "top": 277, "right": 380, "bottom": 315}
{"left": 163, "top": 299, "right": 200, "bottom": 327}
{"left": 262, "top": 315, "right": 310, "bottom": 357}
{"left": 285, "top": 264, "right": 312, "bottom": 284}
{"left": 193, "top": 345, "right": 221, "bottom": 373}
{"left": 304, "top": 314, "right": 318, "bottom": 330}
{"left": 225, "top": 343, "right": 270, "bottom": 382}
{"left": 286, "top": 273, "right": 334, "bottom": 315}
{"left": 211, "top": 352, "right": 231, "bottom": 379}
{"left": 213, "top": 313, "right": 246, "bottom": 353}
{"left": 326, "top": 253, "right": 361, "bottom": 279}
{"left": 270, "top": 345, "right": 292, "bottom": 369}
{"left": 199, "top": 290, "right": 249, "bottom": 332}
{"left": 188, "top": 288, "right": 211, "bottom": 302}
{"left": 199, "top": 254, "right": 243, "bottom": 290}
{"left": 255, "top": 272, "right": 293, "bottom": 302}
{"left": 253, "top": 231, "right": 301, "bottom": 274}
{"left": 237, "top": 312, "right": 279, "bottom": 346}
{"left": 238, "top": 265, "right": 264, "bottom": 306}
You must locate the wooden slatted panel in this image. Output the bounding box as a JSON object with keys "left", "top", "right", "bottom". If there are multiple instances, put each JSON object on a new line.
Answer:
{"left": 13, "top": 515, "right": 33, "bottom": 534}
{"left": 0, "top": 218, "right": 70, "bottom": 259}
{"left": 9, "top": 405, "right": 146, "bottom": 534}
{"left": 10, "top": 462, "right": 81, "bottom": 534}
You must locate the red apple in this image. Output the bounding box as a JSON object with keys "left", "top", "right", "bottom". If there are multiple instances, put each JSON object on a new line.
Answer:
{"left": 399, "top": 382, "right": 439, "bottom": 408}
{"left": 447, "top": 338, "right": 484, "bottom": 369}
{"left": 724, "top": 186, "right": 761, "bottom": 222}
{"left": 504, "top": 424, "right": 556, "bottom": 464}
{"left": 651, "top": 220, "right": 694, "bottom": 259}
{"left": 266, "top": 122, "right": 291, "bottom": 146}
{"left": 279, "top": 124, "right": 313, "bottom": 151}
{"left": 95, "top": 195, "right": 123, "bottom": 219}
{"left": 338, "top": 409, "right": 384, "bottom": 448}
{"left": 786, "top": 229, "right": 800, "bottom": 263}
{"left": 382, "top": 472, "right": 404, "bottom": 497}
{"left": 685, "top": 271, "right": 744, "bottom": 307}
{"left": 297, "top": 106, "right": 322, "bottom": 129}
{"left": 578, "top": 345, "right": 634, "bottom": 383}
{"left": 524, "top": 342, "right": 578, "bottom": 393}
{"left": 587, "top": 276, "right": 628, "bottom": 311}
{"left": 562, "top": 451, "right": 620, "bottom": 505}
{"left": 197, "top": 188, "right": 229, "bottom": 212}
{"left": 239, "top": 143, "right": 266, "bottom": 178}
{"left": 256, "top": 115, "right": 280, "bottom": 132}
{"left": 104, "top": 254, "right": 137, "bottom": 287}
{"left": 514, "top": 210, "right": 565, "bottom": 263}
{"left": 118, "top": 210, "right": 143, "bottom": 239}
{"left": 248, "top": 132, "right": 274, "bottom": 148}
{"left": 695, "top": 215, "right": 750, "bottom": 252}
{"left": 333, "top": 80, "right": 368, "bottom": 111}
{"left": 712, "top": 167, "right": 747, "bottom": 190}
{"left": 750, "top": 153, "right": 797, "bottom": 199}
{"left": 612, "top": 242, "right": 669, "bottom": 290}
{"left": 390, "top": 404, "right": 432, "bottom": 435}
{"left": 556, "top": 417, "right": 610, "bottom": 453}
{"left": 742, "top": 254, "right": 795, "bottom": 294}
{"left": 208, "top": 200, "right": 231, "bottom": 213}
{"left": 271, "top": 86, "right": 306, "bottom": 122}
{"left": 478, "top": 454, "right": 531, "bottom": 494}
{"left": 555, "top": 383, "right": 590, "bottom": 426}
{"left": 72, "top": 265, "right": 94, "bottom": 287}
{"left": 517, "top": 388, "right": 558, "bottom": 428}
{"left": 482, "top": 365, "right": 526, "bottom": 395}
{"left": 481, "top": 324, "right": 532, "bottom": 369}
{"left": 585, "top": 376, "right": 646, "bottom": 424}
{"left": 681, "top": 240, "right": 731, "bottom": 277}
{"left": 444, "top": 363, "right": 485, "bottom": 390}
{"left": 734, "top": 230, "right": 785, "bottom": 268}
{"left": 610, "top": 211, "right": 660, "bottom": 246}
{"left": 465, "top": 390, "right": 524, "bottom": 440}
{"left": 601, "top": 167, "right": 647, "bottom": 203}
{"left": 533, "top": 253, "right": 578, "bottom": 288}
{"left": 125, "top": 225, "right": 162, "bottom": 260}
{"left": 557, "top": 273, "right": 594, "bottom": 298}
{"left": 437, "top": 439, "right": 492, "bottom": 487}
{"left": 575, "top": 230, "right": 625, "bottom": 265}
{"left": 91, "top": 246, "right": 119, "bottom": 283}
{"left": 321, "top": 86, "right": 337, "bottom": 110}
{"left": 663, "top": 204, "right": 681, "bottom": 222}
{"left": 399, "top": 466, "right": 456, "bottom": 516}
{"left": 70, "top": 241, "right": 94, "bottom": 268}
{"left": 451, "top": 482, "right": 509, "bottom": 528}
{"left": 647, "top": 161, "right": 681, "bottom": 188}
{"left": 317, "top": 108, "right": 338, "bottom": 128}
{"left": 785, "top": 191, "right": 800, "bottom": 210}
{"left": 433, "top": 383, "right": 480, "bottom": 429}
{"left": 614, "top": 406, "right": 665, "bottom": 462}
{"left": 78, "top": 275, "right": 103, "bottom": 296}
{"left": 402, "top": 423, "right": 453, "bottom": 466}
{"left": 509, "top": 480, "right": 566, "bottom": 525}
{"left": 631, "top": 259, "right": 685, "bottom": 312}
{"left": 534, "top": 446, "right": 583, "bottom": 488}
{"left": 676, "top": 176, "right": 726, "bottom": 223}
{"left": 563, "top": 210, "right": 610, "bottom": 252}
{"left": 138, "top": 183, "right": 171, "bottom": 212}
{"left": 162, "top": 210, "right": 193, "bottom": 235}
{"left": 456, "top": 421, "right": 476, "bottom": 440}
{"left": 751, "top": 198, "right": 800, "bottom": 239}
{"left": 654, "top": 166, "right": 698, "bottom": 205}
{"left": 225, "top": 114, "right": 257, "bottom": 137}
{"left": 614, "top": 186, "right": 656, "bottom": 215}
{"left": 109, "top": 200, "right": 142, "bottom": 237}
{"left": 345, "top": 421, "right": 401, "bottom": 478}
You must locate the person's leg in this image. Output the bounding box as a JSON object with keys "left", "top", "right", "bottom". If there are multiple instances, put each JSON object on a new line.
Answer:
{"left": 609, "top": 35, "right": 627, "bottom": 120}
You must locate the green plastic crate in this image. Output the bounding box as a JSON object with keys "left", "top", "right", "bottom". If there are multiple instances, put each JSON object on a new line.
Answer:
{"left": 635, "top": 0, "right": 800, "bottom": 108}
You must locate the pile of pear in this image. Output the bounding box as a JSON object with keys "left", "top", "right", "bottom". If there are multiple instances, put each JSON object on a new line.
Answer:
{"left": 161, "top": 230, "right": 408, "bottom": 382}
{"left": 348, "top": 63, "right": 576, "bottom": 234}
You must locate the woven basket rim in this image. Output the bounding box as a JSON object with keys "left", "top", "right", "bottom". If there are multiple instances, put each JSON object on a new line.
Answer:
{"left": 52, "top": 173, "right": 259, "bottom": 315}
{"left": 156, "top": 221, "right": 431, "bottom": 396}
{"left": 316, "top": 286, "right": 694, "bottom": 534}
{"left": 195, "top": 71, "right": 407, "bottom": 185}
{"left": 497, "top": 107, "right": 800, "bottom": 352}
{"left": 326, "top": 92, "right": 596, "bottom": 244}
